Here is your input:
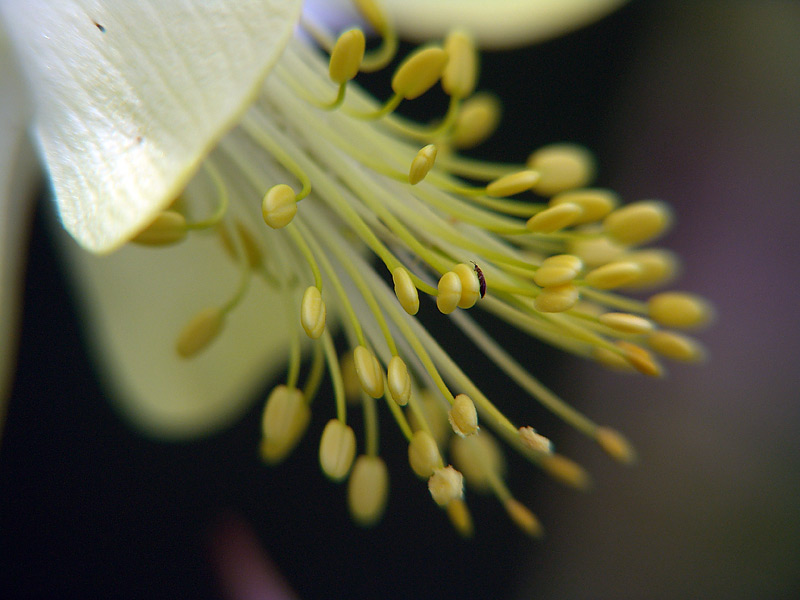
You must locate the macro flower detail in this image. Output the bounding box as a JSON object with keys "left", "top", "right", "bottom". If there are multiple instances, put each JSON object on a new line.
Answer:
{"left": 1, "top": 0, "right": 712, "bottom": 537}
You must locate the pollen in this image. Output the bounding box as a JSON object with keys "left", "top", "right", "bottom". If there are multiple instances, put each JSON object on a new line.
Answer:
{"left": 519, "top": 426, "right": 553, "bottom": 454}
{"left": 428, "top": 465, "right": 464, "bottom": 506}
{"left": 448, "top": 393, "right": 479, "bottom": 437}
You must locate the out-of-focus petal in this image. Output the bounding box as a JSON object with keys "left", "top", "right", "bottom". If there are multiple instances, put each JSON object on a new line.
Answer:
{"left": 0, "top": 28, "right": 39, "bottom": 429}
{"left": 55, "top": 227, "right": 293, "bottom": 439}
{"left": 0, "top": 0, "right": 301, "bottom": 253}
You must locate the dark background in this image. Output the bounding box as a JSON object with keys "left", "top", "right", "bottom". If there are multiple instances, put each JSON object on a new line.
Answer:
{"left": 3, "top": 2, "right": 799, "bottom": 599}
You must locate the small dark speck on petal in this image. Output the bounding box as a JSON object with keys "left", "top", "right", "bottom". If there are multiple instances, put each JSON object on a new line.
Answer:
{"left": 93, "top": 21, "right": 106, "bottom": 33}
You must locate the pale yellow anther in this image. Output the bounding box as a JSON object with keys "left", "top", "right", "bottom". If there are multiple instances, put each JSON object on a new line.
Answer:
{"left": 533, "top": 254, "right": 583, "bottom": 287}
{"left": 595, "top": 426, "right": 637, "bottom": 465}
{"left": 392, "top": 46, "right": 448, "bottom": 100}
{"left": 549, "top": 188, "right": 618, "bottom": 224}
{"left": 319, "top": 419, "right": 357, "bottom": 482}
{"left": 648, "top": 292, "right": 713, "bottom": 329}
{"left": 353, "top": 345, "right": 385, "bottom": 399}
{"left": 408, "top": 430, "right": 442, "bottom": 478}
{"left": 486, "top": 170, "right": 540, "bottom": 198}
{"left": 391, "top": 266, "right": 420, "bottom": 315}
{"left": 504, "top": 499, "right": 543, "bottom": 538}
{"left": 428, "top": 465, "right": 464, "bottom": 506}
{"left": 300, "top": 286, "right": 326, "bottom": 339}
{"left": 132, "top": 210, "right": 187, "bottom": 246}
{"left": 409, "top": 144, "right": 437, "bottom": 185}
{"left": 446, "top": 498, "right": 474, "bottom": 538}
{"left": 453, "top": 263, "right": 480, "bottom": 309}
{"left": 620, "top": 249, "right": 680, "bottom": 289}
{"left": 436, "top": 271, "right": 462, "bottom": 314}
{"left": 409, "top": 390, "right": 449, "bottom": 445}
{"left": 540, "top": 454, "right": 591, "bottom": 491}
{"left": 450, "top": 432, "right": 505, "bottom": 493}
{"left": 591, "top": 345, "right": 636, "bottom": 372}
{"left": 526, "top": 202, "right": 583, "bottom": 233}
{"left": 534, "top": 283, "right": 579, "bottom": 313}
{"left": 603, "top": 200, "right": 673, "bottom": 246}
{"left": 352, "top": 0, "right": 389, "bottom": 33}
{"left": 568, "top": 234, "right": 626, "bottom": 269}
{"left": 598, "top": 312, "right": 654, "bottom": 334}
{"left": 584, "top": 261, "right": 642, "bottom": 290}
{"left": 450, "top": 92, "right": 501, "bottom": 149}
{"left": 387, "top": 355, "right": 411, "bottom": 406}
{"left": 442, "top": 30, "right": 477, "bottom": 98}
{"left": 260, "top": 385, "right": 311, "bottom": 464}
{"left": 647, "top": 330, "right": 706, "bottom": 362}
{"left": 175, "top": 307, "right": 224, "bottom": 358}
{"left": 448, "top": 393, "right": 479, "bottom": 437}
{"left": 340, "top": 351, "right": 363, "bottom": 405}
{"left": 347, "top": 455, "right": 389, "bottom": 526}
{"left": 616, "top": 340, "right": 663, "bottom": 377}
{"left": 527, "top": 143, "right": 596, "bottom": 196}
{"left": 329, "top": 28, "right": 366, "bottom": 84}
{"left": 262, "top": 184, "right": 297, "bottom": 229}
{"left": 518, "top": 426, "right": 553, "bottom": 454}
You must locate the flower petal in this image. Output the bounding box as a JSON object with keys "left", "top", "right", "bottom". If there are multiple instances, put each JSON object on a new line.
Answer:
{"left": 54, "top": 226, "right": 293, "bottom": 439}
{"left": 0, "top": 0, "right": 302, "bottom": 253}
{"left": 383, "top": 0, "right": 628, "bottom": 48}
{"left": 0, "top": 29, "right": 39, "bottom": 419}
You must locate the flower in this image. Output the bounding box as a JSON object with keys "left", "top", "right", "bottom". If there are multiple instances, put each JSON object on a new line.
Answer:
{"left": 0, "top": 0, "right": 711, "bottom": 536}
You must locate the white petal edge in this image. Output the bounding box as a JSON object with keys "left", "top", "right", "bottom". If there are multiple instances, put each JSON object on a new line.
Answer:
{"left": 54, "top": 224, "right": 294, "bottom": 440}
{"left": 0, "top": 28, "right": 39, "bottom": 428}
{"left": 0, "top": 0, "right": 302, "bottom": 253}
{"left": 306, "top": 0, "right": 628, "bottom": 48}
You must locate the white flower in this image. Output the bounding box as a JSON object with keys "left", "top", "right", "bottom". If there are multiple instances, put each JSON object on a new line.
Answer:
{"left": 0, "top": 0, "right": 711, "bottom": 532}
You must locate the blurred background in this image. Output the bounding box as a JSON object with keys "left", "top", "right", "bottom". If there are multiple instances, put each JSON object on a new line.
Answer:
{"left": 2, "top": 1, "right": 799, "bottom": 598}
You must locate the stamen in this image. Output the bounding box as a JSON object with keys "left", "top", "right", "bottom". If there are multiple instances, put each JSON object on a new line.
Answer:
{"left": 504, "top": 499, "right": 544, "bottom": 538}
{"left": 261, "top": 385, "right": 311, "bottom": 464}
{"left": 436, "top": 270, "right": 462, "bottom": 314}
{"left": 526, "top": 202, "right": 583, "bottom": 233}
{"left": 485, "top": 170, "right": 540, "bottom": 198}
{"left": 647, "top": 330, "right": 706, "bottom": 362}
{"left": 391, "top": 45, "right": 448, "bottom": 100}
{"left": 131, "top": 210, "right": 187, "bottom": 246}
{"left": 392, "top": 266, "right": 420, "bottom": 315}
{"left": 604, "top": 200, "right": 673, "bottom": 245}
{"left": 262, "top": 184, "right": 297, "bottom": 229}
{"left": 534, "top": 283, "right": 580, "bottom": 313}
{"left": 446, "top": 498, "right": 474, "bottom": 538}
{"left": 319, "top": 418, "right": 357, "bottom": 481}
{"left": 428, "top": 465, "right": 464, "bottom": 506}
{"left": 448, "top": 393, "right": 479, "bottom": 437}
{"left": 441, "top": 30, "right": 477, "bottom": 100}
{"left": 647, "top": 291, "right": 714, "bottom": 329}
{"left": 584, "top": 261, "right": 642, "bottom": 289}
{"left": 408, "top": 430, "right": 443, "bottom": 478}
{"left": 453, "top": 263, "right": 481, "bottom": 308}
{"left": 387, "top": 355, "right": 411, "bottom": 406}
{"left": 347, "top": 455, "right": 390, "bottom": 526}
{"left": 174, "top": 307, "right": 224, "bottom": 358}
{"left": 352, "top": 0, "right": 398, "bottom": 72}
{"left": 526, "top": 143, "right": 596, "bottom": 196}
{"left": 408, "top": 144, "right": 437, "bottom": 185}
{"left": 595, "top": 426, "right": 637, "bottom": 465}
{"left": 353, "top": 345, "right": 385, "bottom": 399}
{"left": 300, "top": 285, "right": 327, "bottom": 339}
{"left": 328, "top": 28, "right": 366, "bottom": 85}
{"left": 597, "top": 312, "right": 654, "bottom": 334}
{"left": 615, "top": 340, "right": 663, "bottom": 377}
{"left": 549, "top": 188, "right": 618, "bottom": 224}
{"left": 448, "top": 92, "right": 502, "bottom": 151}
{"left": 518, "top": 426, "right": 553, "bottom": 454}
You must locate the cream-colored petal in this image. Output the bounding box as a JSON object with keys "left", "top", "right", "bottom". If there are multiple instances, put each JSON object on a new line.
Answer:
{"left": 0, "top": 29, "right": 39, "bottom": 427}
{"left": 54, "top": 226, "right": 293, "bottom": 439}
{"left": 0, "top": 0, "right": 301, "bottom": 253}
{"left": 384, "top": 0, "right": 628, "bottom": 48}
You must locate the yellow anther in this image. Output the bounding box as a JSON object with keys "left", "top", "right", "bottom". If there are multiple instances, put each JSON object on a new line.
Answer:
{"left": 450, "top": 92, "right": 501, "bottom": 149}
{"left": 598, "top": 312, "right": 654, "bottom": 334}
{"left": 504, "top": 499, "right": 543, "bottom": 538}
{"left": 436, "top": 271, "right": 462, "bottom": 314}
{"left": 353, "top": 345, "right": 385, "bottom": 399}
{"left": 518, "top": 426, "right": 553, "bottom": 454}
{"left": 486, "top": 170, "right": 540, "bottom": 197}
{"left": 549, "top": 188, "right": 618, "bottom": 224}
{"left": 352, "top": 0, "right": 389, "bottom": 34}
{"left": 391, "top": 266, "right": 420, "bottom": 315}
{"left": 442, "top": 30, "right": 477, "bottom": 98}
{"left": 453, "top": 263, "right": 480, "bottom": 309}
{"left": 262, "top": 184, "right": 297, "bottom": 229}
{"left": 534, "top": 283, "right": 579, "bottom": 313}
{"left": 319, "top": 419, "right": 357, "bottom": 482}
{"left": 539, "top": 453, "right": 591, "bottom": 491}
{"left": 260, "top": 385, "right": 311, "bottom": 464}
{"left": 591, "top": 345, "right": 636, "bottom": 372}
{"left": 603, "top": 200, "right": 673, "bottom": 246}
{"left": 132, "top": 210, "right": 187, "bottom": 246}
{"left": 568, "top": 234, "right": 626, "bottom": 268}
{"left": 448, "top": 393, "right": 479, "bottom": 437}
{"left": 391, "top": 46, "right": 449, "bottom": 100}
{"left": 533, "top": 254, "right": 582, "bottom": 287}
{"left": 648, "top": 291, "right": 713, "bottom": 329}
{"left": 647, "top": 330, "right": 706, "bottom": 362}
{"left": 446, "top": 498, "right": 474, "bottom": 538}
{"left": 616, "top": 340, "right": 663, "bottom": 377}
{"left": 340, "top": 350, "right": 363, "bottom": 405}
{"left": 408, "top": 430, "right": 442, "bottom": 478}
{"left": 329, "top": 28, "right": 366, "bottom": 84}
{"left": 526, "top": 202, "right": 583, "bottom": 233}
{"left": 175, "top": 307, "right": 224, "bottom": 358}
{"left": 300, "top": 286, "right": 326, "bottom": 339}
{"left": 526, "top": 143, "right": 596, "bottom": 196}
{"left": 450, "top": 432, "right": 505, "bottom": 493}
{"left": 428, "top": 465, "right": 464, "bottom": 506}
{"left": 409, "top": 144, "right": 437, "bottom": 185}
{"left": 347, "top": 455, "right": 389, "bottom": 526}
{"left": 387, "top": 355, "right": 411, "bottom": 406}
{"left": 584, "top": 261, "right": 642, "bottom": 289}
{"left": 620, "top": 249, "right": 680, "bottom": 289}
{"left": 595, "top": 426, "right": 637, "bottom": 465}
